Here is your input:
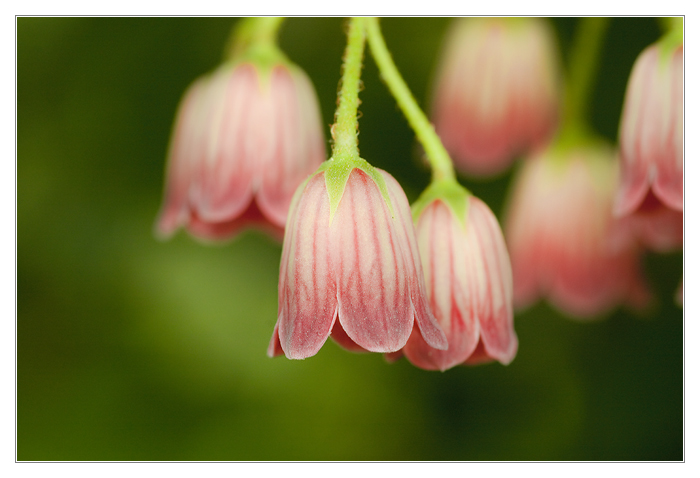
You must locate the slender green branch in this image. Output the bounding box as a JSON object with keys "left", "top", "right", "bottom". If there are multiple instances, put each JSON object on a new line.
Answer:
{"left": 563, "top": 17, "right": 610, "bottom": 129}
{"left": 365, "top": 17, "right": 455, "bottom": 182}
{"left": 331, "top": 17, "right": 367, "bottom": 162}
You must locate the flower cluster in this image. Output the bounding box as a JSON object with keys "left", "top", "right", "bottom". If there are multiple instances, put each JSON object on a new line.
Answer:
{"left": 155, "top": 17, "right": 682, "bottom": 373}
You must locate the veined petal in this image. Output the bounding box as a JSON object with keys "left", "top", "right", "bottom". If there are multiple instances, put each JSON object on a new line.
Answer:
{"left": 193, "top": 64, "right": 257, "bottom": 223}
{"left": 383, "top": 172, "right": 448, "bottom": 351}
{"left": 155, "top": 77, "right": 210, "bottom": 238}
{"left": 467, "top": 197, "right": 517, "bottom": 364}
{"left": 277, "top": 174, "right": 337, "bottom": 359}
{"left": 331, "top": 169, "right": 414, "bottom": 353}
{"left": 258, "top": 65, "right": 326, "bottom": 227}
{"left": 653, "top": 46, "right": 683, "bottom": 212}
{"left": 404, "top": 200, "right": 477, "bottom": 371}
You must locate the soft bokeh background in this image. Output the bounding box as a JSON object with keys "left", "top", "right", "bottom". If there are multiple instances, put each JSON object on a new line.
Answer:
{"left": 17, "top": 17, "right": 682, "bottom": 461}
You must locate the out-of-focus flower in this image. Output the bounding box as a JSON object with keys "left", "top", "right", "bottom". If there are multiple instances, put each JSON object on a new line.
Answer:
{"left": 155, "top": 60, "right": 326, "bottom": 242}
{"left": 268, "top": 161, "right": 448, "bottom": 360}
{"left": 614, "top": 40, "right": 683, "bottom": 252}
{"left": 676, "top": 279, "right": 683, "bottom": 307}
{"left": 615, "top": 42, "right": 683, "bottom": 217}
{"left": 431, "top": 17, "right": 561, "bottom": 177}
{"left": 504, "top": 143, "right": 652, "bottom": 319}
{"left": 397, "top": 189, "right": 517, "bottom": 371}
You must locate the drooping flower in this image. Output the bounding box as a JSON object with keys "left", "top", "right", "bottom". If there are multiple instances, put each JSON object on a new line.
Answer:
{"left": 155, "top": 60, "right": 326, "bottom": 242}
{"left": 431, "top": 17, "right": 561, "bottom": 177}
{"left": 395, "top": 186, "right": 517, "bottom": 371}
{"left": 504, "top": 143, "right": 652, "bottom": 319}
{"left": 267, "top": 161, "right": 448, "bottom": 360}
{"left": 615, "top": 41, "right": 683, "bottom": 217}
{"left": 614, "top": 39, "right": 683, "bottom": 252}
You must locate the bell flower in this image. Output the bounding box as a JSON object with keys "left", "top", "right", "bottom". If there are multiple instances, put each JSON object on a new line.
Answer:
{"left": 396, "top": 184, "right": 517, "bottom": 371}
{"left": 504, "top": 143, "right": 651, "bottom": 319}
{"left": 615, "top": 41, "right": 683, "bottom": 217}
{"left": 155, "top": 59, "right": 326, "bottom": 242}
{"left": 268, "top": 160, "right": 448, "bottom": 360}
{"left": 431, "top": 17, "right": 561, "bottom": 177}
{"left": 614, "top": 38, "right": 683, "bottom": 252}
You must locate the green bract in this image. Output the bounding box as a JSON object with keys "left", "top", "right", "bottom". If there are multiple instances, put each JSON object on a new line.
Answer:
{"left": 225, "top": 17, "right": 292, "bottom": 80}
{"left": 315, "top": 157, "right": 394, "bottom": 225}
{"left": 411, "top": 179, "right": 470, "bottom": 230}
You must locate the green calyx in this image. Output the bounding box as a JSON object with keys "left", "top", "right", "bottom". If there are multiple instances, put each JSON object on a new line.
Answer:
{"left": 545, "top": 122, "right": 612, "bottom": 175}
{"left": 316, "top": 156, "right": 394, "bottom": 226}
{"left": 658, "top": 19, "right": 683, "bottom": 62}
{"left": 411, "top": 178, "right": 471, "bottom": 230}
{"left": 224, "top": 17, "right": 290, "bottom": 75}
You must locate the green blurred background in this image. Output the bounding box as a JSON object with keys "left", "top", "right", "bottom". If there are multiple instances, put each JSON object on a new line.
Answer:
{"left": 17, "top": 17, "right": 682, "bottom": 461}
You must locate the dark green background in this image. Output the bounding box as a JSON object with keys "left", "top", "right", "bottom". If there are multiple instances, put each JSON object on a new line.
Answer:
{"left": 17, "top": 17, "right": 683, "bottom": 461}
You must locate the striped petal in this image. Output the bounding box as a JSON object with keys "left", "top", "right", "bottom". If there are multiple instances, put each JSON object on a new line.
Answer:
{"left": 404, "top": 200, "right": 478, "bottom": 371}
{"left": 276, "top": 174, "right": 337, "bottom": 359}
{"left": 258, "top": 65, "right": 326, "bottom": 227}
{"left": 467, "top": 197, "right": 517, "bottom": 364}
{"left": 331, "top": 169, "right": 413, "bottom": 353}
{"left": 383, "top": 171, "right": 448, "bottom": 351}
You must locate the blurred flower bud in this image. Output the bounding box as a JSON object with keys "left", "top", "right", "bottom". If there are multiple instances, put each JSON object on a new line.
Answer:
{"left": 504, "top": 143, "right": 652, "bottom": 319}
{"left": 268, "top": 162, "right": 448, "bottom": 360}
{"left": 431, "top": 17, "right": 561, "bottom": 177}
{"left": 155, "top": 60, "right": 326, "bottom": 242}
{"left": 614, "top": 40, "right": 683, "bottom": 252}
{"left": 616, "top": 42, "right": 683, "bottom": 217}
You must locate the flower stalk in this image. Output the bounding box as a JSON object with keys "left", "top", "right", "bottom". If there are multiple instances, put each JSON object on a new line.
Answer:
{"left": 561, "top": 17, "right": 610, "bottom": 136}
{"left": 365, "top": 17, "right": 455, "bottom": 183}
{"left": 331, "top": 17, "right": 366, "bottom": 162}
{"left": 365, "top": 17, "right": 469, "bottom": 225}
{"left": 226, "top": 17, "right": 287, "bottom": 66}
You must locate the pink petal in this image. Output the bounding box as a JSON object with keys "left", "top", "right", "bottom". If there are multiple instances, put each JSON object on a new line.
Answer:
{"left": 257, "top": 66, "right": 326, "bottom": 227}
{"left": 652, "top": 46, "right": 683, "bottom": 212}
{"left": 187, "top": 200, "right": 285, "bottom": 243}
{"left": 404, "top": 200, "right": 478, "bottom": 371}
{"left": 382, "top": 172, "right": 448, "bottom": 351}
{"left": 155, "top": 77, "right": 210, "bottom": 238}
{"left": 467, "top": 197, "right": 517, "bottom": 364}
{"left": 330, "top": 320, "right": 369, "bottom": 353}
{"left": 191, "top": 65, "right": 257, "bottom": 223}
{"left": 277, "top": 174, "right": 337, "bottom": 359}
{"left": 331, "top": 169, "right": 414, "bottom": 353}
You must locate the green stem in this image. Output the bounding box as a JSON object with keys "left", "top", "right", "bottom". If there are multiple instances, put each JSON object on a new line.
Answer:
{"left": 562, "top": 17, "right": 610, "bottom": 130}
{"left": 331, "top": 17, "right": 367, "bottom": 162}
{"left": 365, "top": 17, "right": 456, "bottom": 183}
{"left": 226, "top": 17, "right": 286, "bottom": 61}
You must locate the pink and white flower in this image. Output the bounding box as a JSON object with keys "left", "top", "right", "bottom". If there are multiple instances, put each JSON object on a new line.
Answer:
{"left": 268, "top": 166, "right": 448, "bottom": 360}
{"left": 615, "top": 43, "right": 683, "bottom": 217}
{"left": 400, "top": 195, "right": 518, "bottom": 371}
{"left": 614, "top": 42, "right": 683, "bottom": 252}
{"left": 431, "top": 17, "right": 561, "bottom": 177}
{"left": 504, "top": 145, "right": 651, "bottom": 319}
{"left": 155, "top": 61, "right": 326, "bottom": 242}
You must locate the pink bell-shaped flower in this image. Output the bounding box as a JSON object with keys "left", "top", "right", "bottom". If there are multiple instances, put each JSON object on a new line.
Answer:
{"left": 399, "top": 192, "right": 517, "bottom": 371}
{"left": 155, "top": 60, "right": 326, "bottom": 242}
{"left": 614, "top": 40, "right": 683, "bottom": 252}
{"left": 504, "top": 144, "right": 652, "bottom": 319}
{"left": 431, "top": 17, "right": 561, "bottom": 177}
{"left": 615, "top": 42, "right": 683, "bottom": 217}
{"left": 267, "top": 162, "right": 448, "bottom": 360}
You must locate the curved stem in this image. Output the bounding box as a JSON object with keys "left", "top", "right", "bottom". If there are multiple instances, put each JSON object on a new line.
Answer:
{"left": 331, "top": 17, "right": 366, "bottom": 162}
{"left": 365, "top": 17, "right": 455, "bottom": 183}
